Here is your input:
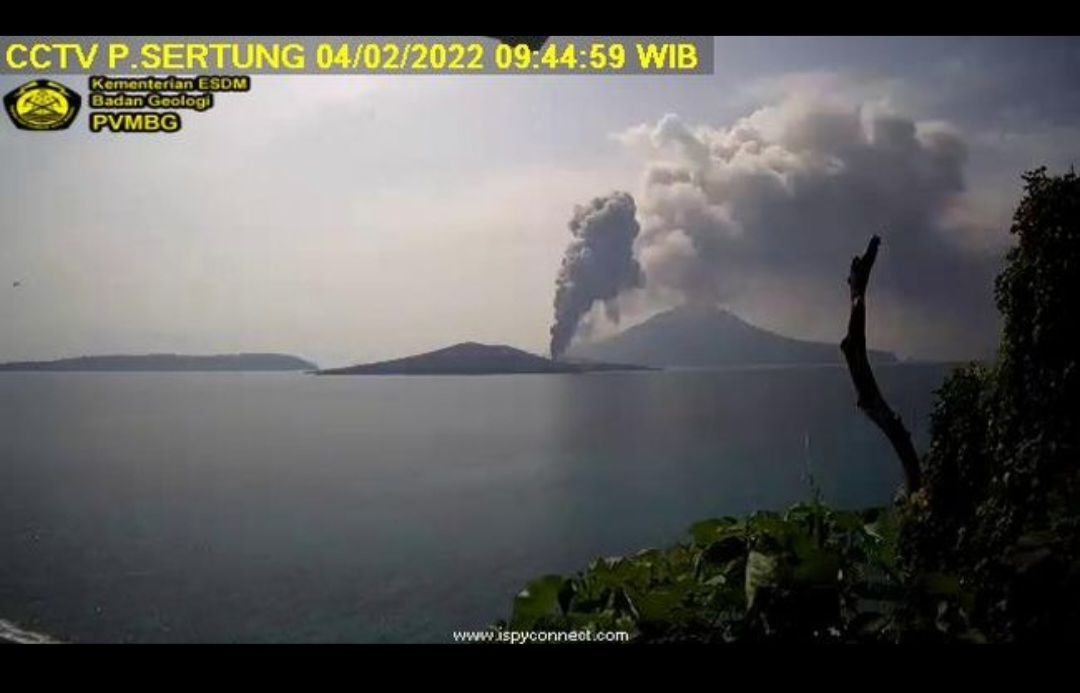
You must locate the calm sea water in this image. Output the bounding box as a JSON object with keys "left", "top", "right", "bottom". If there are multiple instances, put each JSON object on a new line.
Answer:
{"left": 0, "top": 365, "right": 951, "bottom": 643}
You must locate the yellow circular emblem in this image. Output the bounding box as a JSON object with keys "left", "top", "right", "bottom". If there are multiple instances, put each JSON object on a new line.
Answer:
{"left": 4, "top": 80, "right": 81, "bottom": 131}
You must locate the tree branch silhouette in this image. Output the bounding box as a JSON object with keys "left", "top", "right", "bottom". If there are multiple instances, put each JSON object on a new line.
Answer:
{"left": 840, "top": 235, "right": 923, "bottom": 492}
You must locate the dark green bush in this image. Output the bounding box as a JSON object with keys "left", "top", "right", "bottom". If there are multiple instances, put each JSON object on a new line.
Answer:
{"left": 494, "top": 501, "right": 982, "bottom": 643}
{"left": 905, "top": 167, "right": 1080, "bottom": 642}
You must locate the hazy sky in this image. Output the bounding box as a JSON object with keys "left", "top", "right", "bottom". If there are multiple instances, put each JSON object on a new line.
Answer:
{"left": 1, "top": 36, "right": 1077, "bottom": 367}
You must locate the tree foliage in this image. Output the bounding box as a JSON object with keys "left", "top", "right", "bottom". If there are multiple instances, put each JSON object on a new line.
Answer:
{"left": 494, "top": 501, "right": 982, "bottom": 643}
{"left": 905, "top": 167, "right": 1080, "bottom": 642}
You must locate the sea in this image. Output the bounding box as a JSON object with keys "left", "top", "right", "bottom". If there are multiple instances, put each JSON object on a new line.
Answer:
{"left": 0, "top": 364, "right": 952, "bottom": 643}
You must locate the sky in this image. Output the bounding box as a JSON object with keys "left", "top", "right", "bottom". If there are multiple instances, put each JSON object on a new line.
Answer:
{"left": 1, "top": 36, "right": 1078, "bottom": 367}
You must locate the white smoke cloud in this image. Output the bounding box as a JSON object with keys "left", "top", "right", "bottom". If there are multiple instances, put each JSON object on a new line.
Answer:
{"left": 614, "top": 96, "right": 1002, "bottom": 358}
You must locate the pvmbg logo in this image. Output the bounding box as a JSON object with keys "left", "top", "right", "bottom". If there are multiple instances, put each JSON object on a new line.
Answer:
{"left": 3, "top": 80, "right": 81, "bottom": 131}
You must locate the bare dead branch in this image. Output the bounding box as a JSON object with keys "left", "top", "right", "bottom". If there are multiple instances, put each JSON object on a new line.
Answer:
{"left": 840, "top": 235, "right": 923, "bottom": 493}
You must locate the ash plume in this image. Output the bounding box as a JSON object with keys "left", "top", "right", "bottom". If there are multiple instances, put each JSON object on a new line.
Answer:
{"left": 550, "top": 192, "right": 644, "bottom": 360}
{"left": 615, "top": 96, "right": 1003, "bottom": 358}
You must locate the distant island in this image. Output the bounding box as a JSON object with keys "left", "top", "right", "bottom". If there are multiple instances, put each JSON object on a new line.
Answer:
{"left": 568, "top": 305, "right": 898, "bottom": 368}
{"left": 317, "top": 343, "right": 653, "bottom": 376}
{"left": 0, "top": 353, "right": 318, "bottom": 372}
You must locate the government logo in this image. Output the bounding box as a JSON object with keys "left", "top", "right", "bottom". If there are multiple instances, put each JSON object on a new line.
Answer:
{"left": 3, "top": 80, "right": 82, "bottom": 131}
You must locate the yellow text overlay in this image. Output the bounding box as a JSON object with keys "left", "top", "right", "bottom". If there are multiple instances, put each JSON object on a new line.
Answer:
{"left": 0, "top": 38, "right": 714, "bottom": 75}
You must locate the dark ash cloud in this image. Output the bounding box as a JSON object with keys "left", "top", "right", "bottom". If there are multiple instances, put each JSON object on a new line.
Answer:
{"left": 550, "top": 192, "right": 643, "bottom": 359}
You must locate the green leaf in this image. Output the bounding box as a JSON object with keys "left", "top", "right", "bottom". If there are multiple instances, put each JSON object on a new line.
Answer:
{"left": 689, "top": 518, "right": 731, "bottom": 545}
{"left": 510, "top": 574, "right": 567, "bottom": 630}
{"left": 745, "top": 551, "right": 781, "bottom": 609}
{"left": 628, "top": 587, "right": 680, "bottom": 623}
{"left": 558, "top": 578, "right": 577, "bottom": 616}
{"left": 790, "top": 526, "right": 821, "bottom": 560}
{"left": 793, "top": 548, "right": 842, "bottom": 586}
{"left": 831, "top": 511, "right": 866, "bottom": 532}
{"left": 747, "top": 513, "right": 790, "bottom": 550}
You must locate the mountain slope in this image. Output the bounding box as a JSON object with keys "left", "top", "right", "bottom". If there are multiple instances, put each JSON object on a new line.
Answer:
{"left": 568, "top": 305, "right": 897, "bottom": 367}
{"left": 0, "top": 353, "right": 318, "bottom": 372}
{"left": 317, "top": 342, "right": 652, "bottom": 375}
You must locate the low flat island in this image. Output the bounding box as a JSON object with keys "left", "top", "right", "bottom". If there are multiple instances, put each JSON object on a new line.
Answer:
{"left": 316, "top": 343, "right": 654, "bottom": 376}
{"left": 0, "top": 354, "right": 318, "bottom": 372}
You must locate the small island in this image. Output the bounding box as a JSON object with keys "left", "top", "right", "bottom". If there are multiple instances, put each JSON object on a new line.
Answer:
{"left": 316, "top": 342, "right": 654, "bottom": 376}
{"left": 0, "top": 353, "right": 318, "bottom": 372}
